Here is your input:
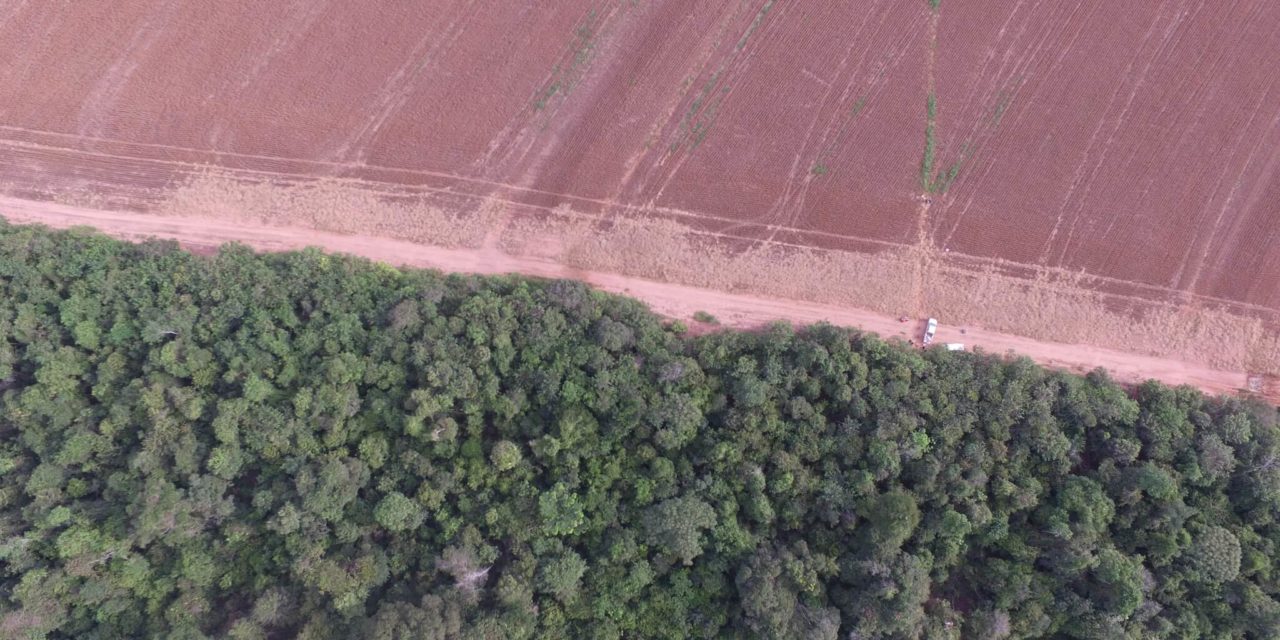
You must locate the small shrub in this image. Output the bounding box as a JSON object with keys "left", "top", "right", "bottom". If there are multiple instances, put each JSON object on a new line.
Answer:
{"left": 693, "top": 311, "right": 719, "bottom": 325}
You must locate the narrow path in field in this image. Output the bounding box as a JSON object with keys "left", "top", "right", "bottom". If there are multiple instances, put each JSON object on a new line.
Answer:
{"left": 909, "top": 4, "right": 942, "bottom": 316}
{"left": 0, "top": 194, "right": 1270, "bottom": 402}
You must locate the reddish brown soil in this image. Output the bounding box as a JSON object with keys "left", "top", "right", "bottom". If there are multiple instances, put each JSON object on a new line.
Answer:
{"left": 0, "top": 0, "right": 931, "bottom": 250}
{"left": 929, "top": 1, "right": 1280, "bottom": 309}
{"left": 0, "top": 2, "right": 1277, "bottom": 344}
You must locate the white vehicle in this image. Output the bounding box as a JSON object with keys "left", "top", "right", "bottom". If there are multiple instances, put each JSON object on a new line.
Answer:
{"left": 922, "top": 318, "right": 938, "bottom": 346}
{"left": 945, "top": 343, "right": 965, "bottom": 351}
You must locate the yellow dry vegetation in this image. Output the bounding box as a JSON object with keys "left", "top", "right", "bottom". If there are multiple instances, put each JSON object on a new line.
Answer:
{"left": 157, "top": 172, "right": 1280, "bottom": 376}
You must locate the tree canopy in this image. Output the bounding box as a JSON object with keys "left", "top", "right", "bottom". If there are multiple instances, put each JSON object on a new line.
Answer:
{"left": 0, "top": 222, "right": 1277, "bottom": 639}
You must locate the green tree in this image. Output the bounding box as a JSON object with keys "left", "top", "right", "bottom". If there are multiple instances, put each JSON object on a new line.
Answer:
{"left": 642, "top": 496, "right": 717, "bottom": 565}
{"left": 1091, "top": 548, "right": 1144, "bottom": 617}
{"left": 861, "top": 489, "right": 921, "bottom": 554}
{"left": 1186, "top": 525, "right": 1241, "bottom": 584}
{"left": 374, "top": 492, "right": 422, "bottom": 532}
{"left": 539, "top": 483, "right": 585, "bottom": 537}
{"left": 490, "top": 440, "right": 522, "bottom": 471}
{"left": 537, "top": 551, "right": 587, "bottom": 603}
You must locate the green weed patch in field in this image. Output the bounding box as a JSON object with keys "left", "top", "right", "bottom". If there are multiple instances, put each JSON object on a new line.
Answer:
{"left": 736, "top": 0, "right": 777, "bottom": 50}
{"left": 673, "top": 72, "right": 729, "bottom": 151}
{"left": 849, "top": 94, "right": 870, "bottom": 117}
{"left": 532, "top": 11, "right": 601, "bottom": 110}
{"left": 932, "top": 141, "right": 970, "bottom": 193}
{"left": 920, "top": 93, "right": 938, "bottom": 191}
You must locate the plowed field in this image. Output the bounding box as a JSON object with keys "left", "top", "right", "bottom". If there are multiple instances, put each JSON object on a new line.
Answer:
{"left": 1, "top": 1, "right": 1278, "bottom": 376}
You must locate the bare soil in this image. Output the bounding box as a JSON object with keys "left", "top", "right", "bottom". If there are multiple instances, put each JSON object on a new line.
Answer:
{"left": 4, "top": 1, "right": 1277, "bottom": 308}
{"left": 929, "top": 1, "right": 1280, "bottom": 308}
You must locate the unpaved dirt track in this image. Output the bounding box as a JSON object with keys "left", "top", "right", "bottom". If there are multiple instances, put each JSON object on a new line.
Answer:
{"left": 2, "top": 196, "right": 1271, "bottom": 404}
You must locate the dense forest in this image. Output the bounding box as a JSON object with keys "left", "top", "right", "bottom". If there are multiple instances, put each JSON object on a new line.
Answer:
{"left": 0, "top": 222, "right": 1277, "bottom": 639}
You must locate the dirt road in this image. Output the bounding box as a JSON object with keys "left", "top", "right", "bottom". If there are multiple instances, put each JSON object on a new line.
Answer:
{"left": 1, "top": 195, "right": 1272, "bottom": 403}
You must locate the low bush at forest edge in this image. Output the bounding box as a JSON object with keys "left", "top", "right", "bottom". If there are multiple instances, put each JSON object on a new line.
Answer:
{"left": 0, "top": 222, "right": 1277, "bottom": 639}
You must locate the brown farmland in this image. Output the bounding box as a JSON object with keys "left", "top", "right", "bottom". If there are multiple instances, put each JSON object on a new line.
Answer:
{"left": 1, "top": 1, "right": 1278, "bottom": 382}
